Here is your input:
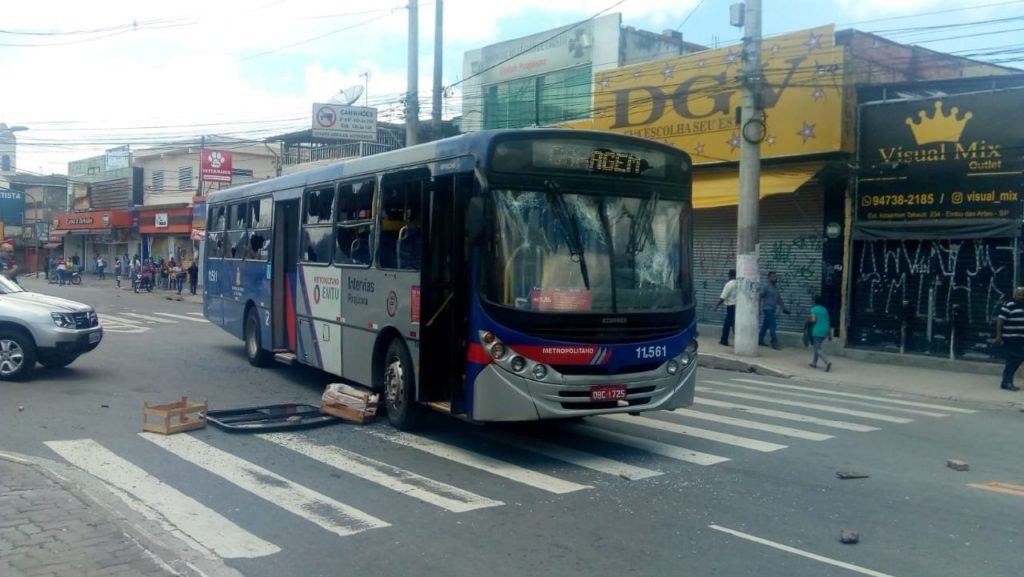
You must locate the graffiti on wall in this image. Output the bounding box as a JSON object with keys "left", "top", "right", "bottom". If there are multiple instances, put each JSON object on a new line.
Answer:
{"left": 850, "top": 238, "right": 1014, "bottom": 356}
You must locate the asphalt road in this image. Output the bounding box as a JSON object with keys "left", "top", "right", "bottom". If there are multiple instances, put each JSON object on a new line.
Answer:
{"left": 2, "top": 276, "right": 1023, "bottom": 577}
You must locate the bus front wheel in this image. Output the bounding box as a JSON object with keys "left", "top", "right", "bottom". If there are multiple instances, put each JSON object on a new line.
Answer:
{"left": 245, "top": 307, "right": 272, "bottom": 367}
{"left": 383, "top": 339, "right": 423, "bottom": 430}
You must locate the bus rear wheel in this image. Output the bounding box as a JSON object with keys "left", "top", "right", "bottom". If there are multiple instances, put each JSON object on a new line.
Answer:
{"left": 245, "top": 307, "right": 272, "bottom": 367}
{"left": 383, "top": 339, "right": 423, "bottom": 430}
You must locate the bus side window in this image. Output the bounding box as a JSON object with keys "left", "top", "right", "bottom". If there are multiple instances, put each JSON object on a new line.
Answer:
{"left": 227, "top": 202, "right": 250, "bottom": 260}
{"left": 377, "top": 175, "right": 423, "bottom": 270}
{"left": 301, "top": 185, "right": 336, "bottom": 264}
{"left": 247, "top": 197, "right": 272, "bottom": 260}
{"left": 208, "top": 205, "right": 227, "bottom": 258}
{"left": 335, "top": 179, "right": 375, "bottom": 267}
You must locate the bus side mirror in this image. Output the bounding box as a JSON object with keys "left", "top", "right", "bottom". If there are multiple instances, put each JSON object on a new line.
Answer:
{"left": 466, "top": 197, "right": 485, "bottom": 245}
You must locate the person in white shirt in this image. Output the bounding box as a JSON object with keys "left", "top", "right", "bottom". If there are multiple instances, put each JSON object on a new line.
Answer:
{"left": 714, "top": 269, "right": 737, "bottom": 346}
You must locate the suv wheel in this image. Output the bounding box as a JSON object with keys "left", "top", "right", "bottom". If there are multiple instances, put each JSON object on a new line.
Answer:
{"left": 0, "top": 330, "right": 37, "bottom": 381}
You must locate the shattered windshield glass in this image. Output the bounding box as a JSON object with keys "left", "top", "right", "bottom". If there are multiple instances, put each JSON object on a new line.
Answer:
{"left": 488, "top": 187, "right": 687, "bottom": 313}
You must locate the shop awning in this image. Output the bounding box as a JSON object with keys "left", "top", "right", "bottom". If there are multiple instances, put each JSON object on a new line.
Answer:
{"left": 693, "top": 162, "right": 825, "bottom": 209}
{"left": 852, "top": 218, "right": 1021, "bottom": 240}
{"left": 43, "top": 242, "right": 63, "bottom": 249}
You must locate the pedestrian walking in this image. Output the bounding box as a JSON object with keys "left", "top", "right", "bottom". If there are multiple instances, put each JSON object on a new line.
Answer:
{"left": 807, "top": 295, "right": 832, "bottom": 372}
{"left": 56, "top": 257, "right": 67, "bottom": 286}
{"left": 114, "top": 257, "right": 123, "bottom": 288}
{"left": 994, "top": 286, "right": 1024, "bottom": 391}
{"left": 0, "top": 243, "right": 18, "bottom": 283}
{"left": 714, "top": 269, "right": 737, "bottom": 346}
{"left": 173, "top": 261, "right": 184, "bottom": 295}
{"left": 160, "top": 260, "right": 170, "bottom": 290}
{"left": 96, "top": 255, "right": 106, "bottom": 280}
{"left": 187, "top": 260, "right": 199, "bottom": 295}
{"left": 758, "top": 271, "right": 790, "bottom": 349}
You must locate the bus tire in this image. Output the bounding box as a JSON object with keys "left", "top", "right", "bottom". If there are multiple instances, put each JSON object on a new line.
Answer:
{"left": 383, "top": 339, "right": 423, "bottom": 430}
{"left": 245, "top": 307, "right": 272, "bottom": 367}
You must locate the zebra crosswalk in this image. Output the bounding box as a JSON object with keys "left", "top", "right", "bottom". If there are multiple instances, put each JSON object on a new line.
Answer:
{"left": 43, "top": 375, "right": 977, "bottom": 561}
{"left": 98, "top": 311, "right": 208, "bottom": 333}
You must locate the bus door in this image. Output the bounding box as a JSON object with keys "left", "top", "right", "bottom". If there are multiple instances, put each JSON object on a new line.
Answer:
{"left": 418, "top": 173, "right": 472, "bottom": 411}
{"left": 272, "top": 199, "right": 300, "bottom": 351}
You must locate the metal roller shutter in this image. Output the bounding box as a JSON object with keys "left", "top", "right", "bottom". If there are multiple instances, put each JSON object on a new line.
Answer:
{"left": 694, "top": 187, "right": 825, "bottom": 335}
{"left": 848, "top": 237, "right": 1016, "bottom": 360}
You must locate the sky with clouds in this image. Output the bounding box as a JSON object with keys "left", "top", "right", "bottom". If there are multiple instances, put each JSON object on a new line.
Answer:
{"left": 2, "top": 0, "right": 1022, "bottom": 175}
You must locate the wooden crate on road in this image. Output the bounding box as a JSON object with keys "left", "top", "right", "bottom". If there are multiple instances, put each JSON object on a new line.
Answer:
{"left": 143, "top": 396, "right": 207, "bottom": 434}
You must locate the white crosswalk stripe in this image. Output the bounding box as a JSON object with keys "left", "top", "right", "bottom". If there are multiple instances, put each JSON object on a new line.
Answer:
{"left": 695, "top": 397, "right": 880, "bottom": 432}
{"left": 121, "top": 312, "right": 177, "bottom": 323}
{"left": 153, "top": 312, "right": 209, "bottom": 323}
{"left": 372, "top": 431, "right": 591, "bottom": 494}
{"left": 731, "top": 378, "right": 978, "bottom": 414}
{"left": 259, "top": 432, "right": 503, "bottom": 512}
{"left": 568, "top": 423, "right": 730, "bottom": 466}
{"left": 666, "top": 408, "right": 834, "bottom": 441}
{"left": 46, "top": 439, "right": 280, "bottom": 560}
{"left": 491, "top": 434, "right": 663, "bottom": 480}
{"left": 186, "top": 312, "right": 205, "bottom": 317}
{"left": 699, "top": 385, "right": 914, "bottom": 424}
{"left": 598, "top": 414, "right": 788, "bottom": 452}
{"left": 97, "top": 313, "right": 150, "bottom": 333}
{"left": 716, "top": 382, "right": 950, "bottom": 417}
{"left": 140, "top": 433, "right": 390, "bottom": 537}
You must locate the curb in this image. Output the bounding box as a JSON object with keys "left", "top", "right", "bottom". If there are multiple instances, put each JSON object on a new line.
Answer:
{"left": 697, "top": 352, "right": 791, "bottom": 379}
{"left": 0, "top": 450, "right": 244, "bottom": 577}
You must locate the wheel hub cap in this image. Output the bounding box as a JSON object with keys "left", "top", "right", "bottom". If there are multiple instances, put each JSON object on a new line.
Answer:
{"left": 385, "top": 359, "right": 404, "bottom": 410}
{"left": 0, "top": 340, "right": 24, "bottom": 375}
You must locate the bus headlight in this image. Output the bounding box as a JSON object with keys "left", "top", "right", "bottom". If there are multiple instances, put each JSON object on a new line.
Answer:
{"left": 510, "top": 356, "right": 526, "bottom": 372}
{"left": 666, "top": 359, "right": 680, "bottom": 375}
{"left": 490, "top": 343, "right": 507, "bottom": 360}
{"left": 532, "top": 364, "right": 548, "bottom": 379}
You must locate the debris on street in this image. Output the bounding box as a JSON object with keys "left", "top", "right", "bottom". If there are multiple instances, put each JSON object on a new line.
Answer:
{"left": 839, "top": 529, "right": 860, "bottom": 544}
{"left": 143, "top": 396, "right": 207, "bottom": 435}
{"left": 206, "top": 403, "right": 341, "bottom": 433}
{"left": 320, "top": 383, "right": 379, "bottom": 424}
{"left": 946, "top": 459, "right": 970, "bottom": 472}
{"left": 836, "top": 471, "right": 870, "bottom": 480}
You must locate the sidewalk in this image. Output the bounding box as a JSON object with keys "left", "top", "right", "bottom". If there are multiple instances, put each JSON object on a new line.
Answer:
{"left": 0, "top": 451, "right": 240, "bottom": 577}
{"left": 698, "top": 339, "right": 1024, "bottom": 410}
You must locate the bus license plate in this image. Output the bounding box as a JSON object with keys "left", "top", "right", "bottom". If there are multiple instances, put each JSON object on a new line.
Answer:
{"left": 590, "top": 385, "right": 627, "bottom": 402}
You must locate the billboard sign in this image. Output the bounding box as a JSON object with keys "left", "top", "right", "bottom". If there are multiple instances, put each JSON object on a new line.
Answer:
{"left": 0, "top": 188, "right": 25, "bottom": 225}
{"left": 105, "top": 145, "right": 131, "bottom": 170}
{"left": 857, "top": 90, "right": 1024, "bottom": 223}
{"left": 577, "top": 25, "right": 846, "bottom": 165}
{"left": 201, "top": 149, "right": 233, "bottom": 183}
{"left": 311, "top": 103, "right": 378, "bottom": 141}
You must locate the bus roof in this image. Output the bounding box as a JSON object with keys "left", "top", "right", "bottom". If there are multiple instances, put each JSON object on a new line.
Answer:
{"left": 206, "top": 128, "right": 691, "bottom": 204}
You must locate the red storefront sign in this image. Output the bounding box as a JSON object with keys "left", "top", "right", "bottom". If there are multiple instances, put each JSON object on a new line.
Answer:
{"left": 55, "top": 211, "right": 132, "bottom": 230}
{"left": 201, "top": 149, "right": 233, "bottom": 183}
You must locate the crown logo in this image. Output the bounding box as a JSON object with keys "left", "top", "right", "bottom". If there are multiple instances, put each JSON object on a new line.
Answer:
{"left": 905, "top": 100, "right": 972, "bottom": 145}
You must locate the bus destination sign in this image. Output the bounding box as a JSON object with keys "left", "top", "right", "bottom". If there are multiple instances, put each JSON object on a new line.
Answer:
{"left": 492, "top": 139, "right": 681, "bottom": 181}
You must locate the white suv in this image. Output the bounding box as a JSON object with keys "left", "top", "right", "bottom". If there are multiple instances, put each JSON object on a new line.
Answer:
{"left": 0, "top": 275, "right": 103, "bottom": 380}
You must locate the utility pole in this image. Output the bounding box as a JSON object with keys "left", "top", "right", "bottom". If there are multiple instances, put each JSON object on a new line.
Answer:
{"left": 733, "top": 0, "right": 763, "bottom": 357}
{"left": 406, "top": 0, "right": 420, "bottom": 146}
{"left": 431, "top": 0, "right": 443, "bottom": 141}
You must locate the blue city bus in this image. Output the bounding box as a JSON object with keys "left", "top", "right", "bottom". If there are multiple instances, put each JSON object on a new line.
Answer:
{"left": 204, "top": 128, "right": 697, "bottom": 429}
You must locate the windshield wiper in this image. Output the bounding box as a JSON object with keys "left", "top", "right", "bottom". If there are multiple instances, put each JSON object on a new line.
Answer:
{"left": 626, "top": 190, "right": 659, "bottom": 255}
{"left": 545, "top": 180, "right": 590, "bottom": 290}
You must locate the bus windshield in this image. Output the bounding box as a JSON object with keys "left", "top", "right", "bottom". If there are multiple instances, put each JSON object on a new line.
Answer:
{"left": 488, "top": 186, "right": 687, "bottom": 314}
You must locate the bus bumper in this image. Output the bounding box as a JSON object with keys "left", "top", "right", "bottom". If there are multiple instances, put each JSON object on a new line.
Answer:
{"left": 470, "top": 360, "right": 697, "bottom": 422}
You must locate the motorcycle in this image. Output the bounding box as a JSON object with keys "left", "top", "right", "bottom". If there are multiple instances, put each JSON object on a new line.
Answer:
{"left": 132, "top": 272, "right": 153, "bottom": 293}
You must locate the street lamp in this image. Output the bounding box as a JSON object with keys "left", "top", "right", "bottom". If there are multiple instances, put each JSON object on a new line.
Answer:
{"left": 0, "top": 124, "right": 28, "bottom": 173}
